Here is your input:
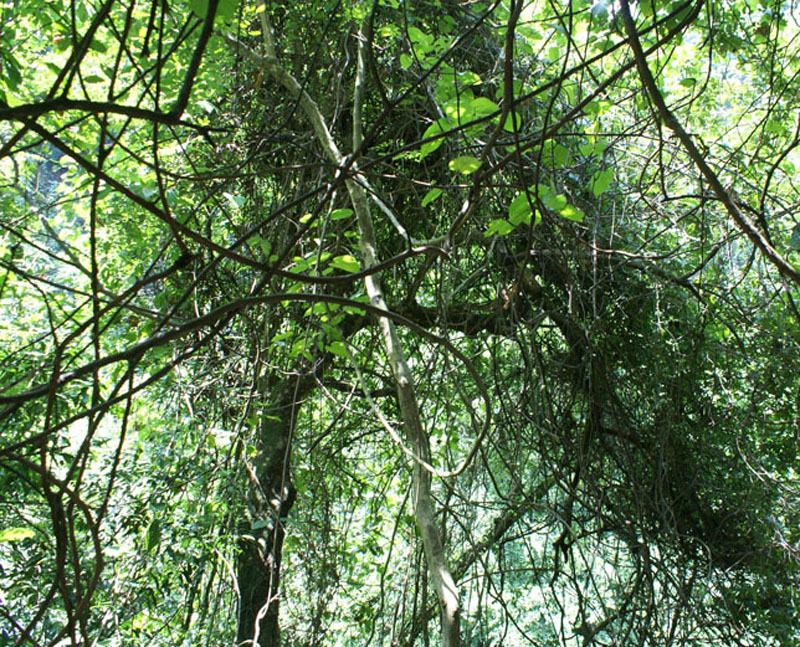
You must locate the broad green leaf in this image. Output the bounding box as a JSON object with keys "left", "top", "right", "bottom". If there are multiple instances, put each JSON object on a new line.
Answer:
{"left": 592, "top": 168, "right": 613, "bottom": 197}
{"left": 421, "top": 188, "right": 442, "bottom": 206}
{"left": 0, "top": 527, "right": 35, "bottom": 542}
{"left": 309, "top": 302, "right": 338, "bottom": 315}
{"left": 327, "top": 341, "right": 349, "bottom": 358}
{"left": 321, "top": 323, "right": 342, "bottom": 340}
{"left": 459, "top": 71, "right": 482, "bottom": 86}
{"left": 408, "top": 26, "right": 430, "bottom": 49}
{"left": 501, "top": 112, "right": 522, "bottom": 133}
{"left": 420, "top": 119, "right": 451, "bottom": 158}
{"left": 547, "top": 143, "right": 569, "bottom": 167}
{"left": 330, "top": 208, "right": 354, "bottom": 220}
{"left": 444, "top": 101, "right": 469, "bottom": 122}
{"left": 485, "top": 218, "right": 515, "bottom": 237}
{"left": 508, "top": 193, "right": 533, "bottom": 225}
{"left": 291, "top": 257, "right": 311, "bottom": 272}
{"left": 543, "top": 192, "right": 567, "bottom": 211}
{"left": 559, "top": 204, "right": 585, "bottom": 222}
{"left": 471, "top": 97, "right": 500, "bottom": 115}
{"left": 189, "top": 0, "right": 239, "bottom": 20}
{"left": 400, "top": 53, "right": 412, "bottom": 69}
{"left": 329, "top": 255, "right": 361, "bottom": 273}
{"left": 449, "top": 156, "right": 481, "bottom": 175}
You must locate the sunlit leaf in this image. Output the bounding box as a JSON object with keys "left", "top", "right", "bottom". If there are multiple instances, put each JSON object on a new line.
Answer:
{"left": 327, "top": 341, "right": 349, "bottom": 358}
{"left": 470, "top": 97, "right": 499, "bottom": 115}
{"left": 508, "top": 193, "right": 533, "bottom": 225}
{"left": 0, "top": 527, "right": 35, "bottom": 543}
{"left": 501, "top": 112, "right": 522, "bottom": 133}
{"left": 421, "top": 188, "right": 443, "bottom": 206}
{"left": 330, "top": 208, "right": 354, "bottom": 220}
{"left": 559, "top": 204, "right": 585, "bottom": 222}
{"left": 420, "top": 119, "right": 452, "bottom": 158}
{"left": 448, "top": 156, "right": 481, "bottom": 175}
{"left": 329, "top": 255, "right": 361, "bottom": 273}
{"left": 485, "top": 218, "right": 515, "bottom": 237}
{"left": 188, "top": 0, "right": 239, "bottom": 20}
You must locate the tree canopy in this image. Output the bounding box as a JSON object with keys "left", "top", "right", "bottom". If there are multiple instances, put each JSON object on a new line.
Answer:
{"left": 1, "top": 1, "right": 800, "bottom": 646}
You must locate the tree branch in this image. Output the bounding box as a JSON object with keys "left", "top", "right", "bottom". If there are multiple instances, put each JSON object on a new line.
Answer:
{"left": 619, "top": 0, "right": 800, "bottom": 286}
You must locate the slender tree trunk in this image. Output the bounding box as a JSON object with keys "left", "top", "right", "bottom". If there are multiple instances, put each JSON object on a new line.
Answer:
{"left": 236, "top": 382, "right": 302, "bottom": 647}
{"left": 347, "top": 28, "right": 460, "bottom": 647}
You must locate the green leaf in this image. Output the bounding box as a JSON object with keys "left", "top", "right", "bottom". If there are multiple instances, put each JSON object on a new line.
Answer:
{"left": 508, "top": 193, "right": 533, "bottom": 226}
{"left": 327, "top": 341, "right": 349, "bottom": 358}
{"left": 2, "top": 53, "right": 22, "bottom": 90}
{"left": 421, "top": 188, "right": 442, "bottom": 207}
{"left": 543, "top": 192, "right": 567, "bottom": 211}
{"left": 407, "top": 26, "right": 431, "bottom": 52}
{"left": 444, "top": 99, "right": 470, "bottom": 123}
{"left": 145, "top": 519, "right": 161, "bottom": 552}
{"left": 89, "top": 38, "right": 108, "bottom": 53}
{"left": 501, "top": 112, "right": 522, "bottom": 133}
{"left": 552, "top": 144, "right": 570, "bottom": 167}
{"left": 400, "top": 53, "right": 412, "bottom": 69}
{"left": 485, "top": 218, "right": 515, "bottom": 237}
{"left": 458, "top": 71, "right": 482, "bottom": 86}
{"left": 0, "top": 527, "right": 35, "bottom": 543}
{"left": 330, "top": 208, "right": 354, "bottom": 220}
{"left": 188, "top": 0, "right": 239, "bottom": 20}
{"left": 470, "top": 97, "right": 499, "bottom": 115}
{"left": 448, "top": 156, "right": 482, "bottom": 175}
{"left": 559, "top": 204, "right": 585, "bottom": 222}
{"left": 329, "top": 255, "right": 361, "bottom": 273}
{"left": 592, "top": 168, "right": 613, "bottom": 197}
{"left": 420, "top": 119, "right": 451, "bottom": 158}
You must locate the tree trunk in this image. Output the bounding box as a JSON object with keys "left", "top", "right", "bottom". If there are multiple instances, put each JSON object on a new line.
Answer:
{"left": 236, "top": 383, "right": 302, "bottom": 647}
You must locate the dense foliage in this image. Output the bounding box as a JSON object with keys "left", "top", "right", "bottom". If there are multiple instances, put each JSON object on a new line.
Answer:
{"left": 2, "top": 1, "right": 800, "bottom": 646}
